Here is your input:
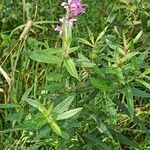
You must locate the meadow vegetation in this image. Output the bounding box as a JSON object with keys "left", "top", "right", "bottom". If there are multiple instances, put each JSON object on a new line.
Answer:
{"left": 0, "top": 0, "right": 150, "bottom": 149}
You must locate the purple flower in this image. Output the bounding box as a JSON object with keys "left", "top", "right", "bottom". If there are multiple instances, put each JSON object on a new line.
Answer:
{"left": 67, "top": 18, "right": 77, "bottom": 27}
{"left": 63, "top": 0, "right": 85, "bottom": 18}
{"left": 55, "top": 0, "right": 85, "bottom": 32}
{"left": 54, "top": 25, "right": 62, "bottom": 32}
{"left": 68, "top": 0, "right": 85, "bottom": 16}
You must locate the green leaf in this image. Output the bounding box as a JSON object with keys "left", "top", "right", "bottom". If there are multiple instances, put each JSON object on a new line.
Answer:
{"left": 37, "top": 125, "right": 51, "bottom": 139}
{"left": 56, "top": 108, "right": 82, "bottom": 120}
{"left": 115, "top": 68, "right": 125, "bottom": 85}
{"left": 107, "top": 14, "right": 116, "bottom": 23}
{"left": 143, "top": 68, "right": 150, "bottom": 75}
{"left": 0, "top": 104, "right": 16, "bottom": 109}
{"left": 91, "top": 115, "right": 113, "bottom": 139}
{"left": 26, "top": 99, "right": 46, "bottom": 114}
{"left": 87, "top": 27, "right": 94, "bottom": 45}
{"left": 64, "top": 56, "right": 79, "bottom": 79}
{"left": 47, "top": 103, "right": 54, "bottom": 115}
{"left": 17, "top": 117, "right": 46, "bottom": 129}
{"left": 78, "top": 61, "right": 96, "bottom": 68}
{"left": 81, "top": 61, "right": 96, "bottom": 68}
{"left": 45, "top": 82, "right": 63, "bottom": 91}
{"left": 77, "top": 53, "right": 96, "bottom": 68}
{"left": 68, "top": 46, "right": 80, "bottom": 54}
{"left": 26, "top": 99, "right": 62, "bottom": 136}
{"left": 133, "top": 88, "right": 150, "bottom": 98}
{"left": 96, "top": 26, "right": 108, "bottom": 43}
{"left": 78, "top": 38, "right": 93, "bottom": 47}
{"left": 106, "top": 39, "right": 125, "bottom": 55}
{"left": 46, "top": 72, "right": 63, "bottom": 81}
{"left": 29, "top": 50, "right": 62, "bottom": 64}
{"left": 136, "top": 79, "right": 150, "bottom": 90}
{"left": 83, "top": 134, "right": 111, "bottom": 150}
{"left": 121, "top": 52, "right": 139, "bottom": 63}
{"left": 90, "top": 78, "right": 110, "bottom": 91}
{"left": 6, "top": 111, "right": 24, "bottom": 122}
{"left": 53, "top": 95, "right": 75, "bottom": 114}
{"left": 124, "top": 85, "right": 134, "bottom": 119}
{"left": 133, "top": 30, "right": 143, "bottom": 43}
{"left": 1, "top": 116, "right": 47, "bottom": 133}
{"left": 61, "top": 131, "right": 69, "bottom": 139}
{"left": 21, "top": 87, "right": 33, "bottom": 104}
{"left": 43, "top": 48, "right": 63, "bottom": 54}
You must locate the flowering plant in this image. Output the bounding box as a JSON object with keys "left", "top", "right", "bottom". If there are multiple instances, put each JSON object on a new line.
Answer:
{"left": 55, "top": 0, "right": 85, "bottom": 79}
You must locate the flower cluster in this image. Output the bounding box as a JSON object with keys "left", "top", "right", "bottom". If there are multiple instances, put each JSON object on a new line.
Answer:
{"left": 55, "top": 0, "right": 85, "bottom": 32}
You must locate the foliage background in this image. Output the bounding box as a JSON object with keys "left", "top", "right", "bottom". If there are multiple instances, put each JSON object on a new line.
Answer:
{"left": 0, "top": 0, "right": 150, "bottom": 149}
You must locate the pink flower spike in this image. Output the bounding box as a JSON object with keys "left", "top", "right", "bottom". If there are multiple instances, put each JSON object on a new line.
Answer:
{"left": 66, "top": 0, "right": 85, "bottom": 17}
{"left": 55, "top": 0, "right": 85, "bottom": 33}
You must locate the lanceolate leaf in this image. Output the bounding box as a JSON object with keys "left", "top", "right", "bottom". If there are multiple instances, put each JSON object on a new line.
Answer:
{"left": 78, "top": 38, "right": 93, "bottom": 47}
{"left": 21, "top": 87, "right": 33, "bottom": 104}
{"left": 106, "top": 39, "right": 125, "bottom": 55}
{"left": 121, "top": 52, "right": 139, "bottom": 63}
{"left": 77, "top": 53, "right": 96, "bottom": 68}
{"left": 68, "top": 46, "right": 80, "bottom": 53}
{"left": 133, "top": 88, "right": 150, "bottom": 98}
{"left": 53, "top": 95, "right": 75, "bottom": 114}
{"left": 0, "top": 104, "right": 16, "bottom": 109}
{"left": 124, "top": 85, "right": 134, "bottom": 119}
{"left": 29, "top": 50, "right": 62, "bottom": 64}
{"left": 64, "top": 56, "right": 79, "bottom": 79}
{"left": 133, "top": 30, "right": 143, "bottom": 43}
{"left": 26, "top": 99, "right": 46, "bottom": 114}
{"left": 56, "top": 108, "right": 82, "bottom": 120}
{"left": 136, "top": 79, "right": 150, "bottom": 90}
{"left": 96, "top": 26, "right": 108, "bottom": 43}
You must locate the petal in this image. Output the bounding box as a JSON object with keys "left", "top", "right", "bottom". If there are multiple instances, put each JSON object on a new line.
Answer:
{"left": 54, "top": 25, "right": 62, "bottom": 32}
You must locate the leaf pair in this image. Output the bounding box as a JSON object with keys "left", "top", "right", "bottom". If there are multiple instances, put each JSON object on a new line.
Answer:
{"left": 25, "top": 95, "right": 82, "bottom": 136}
